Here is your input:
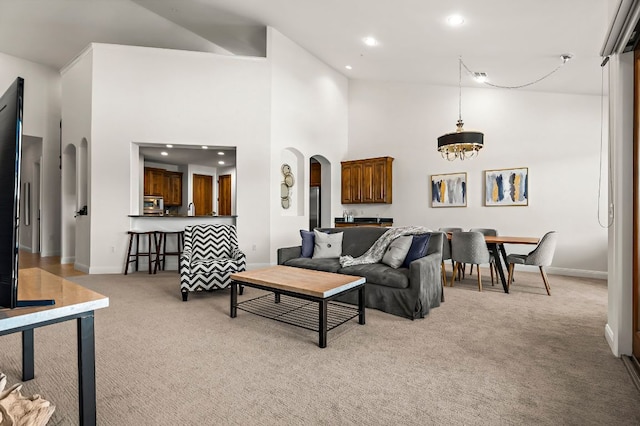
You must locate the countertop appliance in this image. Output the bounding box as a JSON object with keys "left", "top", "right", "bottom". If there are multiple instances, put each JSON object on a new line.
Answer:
{"left": 144, "top": 195, "right": 164, "bottom": 216}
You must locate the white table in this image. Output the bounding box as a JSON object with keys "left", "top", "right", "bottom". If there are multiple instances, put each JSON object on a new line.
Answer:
{"left": 0, "top": 268, "right": 109, "bottom": 426}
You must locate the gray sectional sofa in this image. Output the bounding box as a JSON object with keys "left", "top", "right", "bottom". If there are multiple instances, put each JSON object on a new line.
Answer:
{"left": 277, "top": 227, "right": 444, "bottom": 320}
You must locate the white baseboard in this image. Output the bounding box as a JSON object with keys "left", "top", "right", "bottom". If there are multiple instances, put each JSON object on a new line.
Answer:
{"left": 89, "top": 266, "right": 122, "bottom": 274}
{"left": 60, "top": 256, "right": 75, "bottom": 264}
{"left": 247, "top": 262, "right": 272, "bottom": 270}
{"left": 74, "top": 262, "right": 90, "bottom": 273}
{"left": 19, "top": 243, "right": 32, "bottom": 252}
{"left": 546, "top": 266, "right": 607, "bottom": 280}
{"left": 605, "top": 323, "right": 617, "bottom": 356}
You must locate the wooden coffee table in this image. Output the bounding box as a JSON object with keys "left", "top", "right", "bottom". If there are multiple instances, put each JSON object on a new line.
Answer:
{"left": 230, "top": 265, "right": 365, "bottom": 348}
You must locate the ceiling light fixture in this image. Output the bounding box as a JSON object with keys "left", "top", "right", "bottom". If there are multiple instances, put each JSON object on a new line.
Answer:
{"left": 473, "top": 72, "right": 488, "bottom": 83}
{"left": 218, "top": 161, "right": 225, "bottom": 165}
{"left": 437, "top": 57, "right": 484, "bottom": 161}
{"left": 161, "top": 151, "right": 168, "bottom": 156}
{"left": 201, "top": 146, "right": 208, "bottom": 150}
{"left": 345, "top": 65, "right": 353, "bottom": 70}
{"left": 218, "top": 151, "right": 224, "bottom": 155}
{"left": 446, "top": 15, "right": 465, "bottom": 26}
{"left": 462, "top": 54, "right": 573, "bottom": 89}
{"left": 166, "top": 144, "right": 173, "bottom": 148}
{"left": 363, "top": 36, "right": 378, "bottom": 46}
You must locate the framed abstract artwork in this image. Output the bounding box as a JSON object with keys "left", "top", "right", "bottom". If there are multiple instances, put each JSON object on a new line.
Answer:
{"left": 431, "top": 172, "right": 467, "bottom": 207}
{"left": 484, "top": 167, "right": 528, "bottom": 206}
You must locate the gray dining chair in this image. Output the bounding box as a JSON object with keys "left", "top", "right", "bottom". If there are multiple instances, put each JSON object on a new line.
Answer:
{"left": 439, "top": 227, "right": 463, "bottom": 282}
{"left": 506, "top": 231, "right": 558, "bottom": 296}
{"left": 450, "top": 231, "right": 491, "bottom": 291}
{"left": 468, "top": 228, "right": 498, "bottom": 285}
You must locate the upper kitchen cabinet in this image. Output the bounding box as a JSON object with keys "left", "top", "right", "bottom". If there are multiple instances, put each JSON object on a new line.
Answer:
{"left": 310, "top": 162, "right": 321, "bottom": 187}
{"left": 164, "top": 171, "right": 183, "bottom": 206}
{"left": 341, "top": 156, "right": 393, "bottom": 204}
{"left": 144, "top": 167, "right": 183, "bottom": 206}
{"left": 144, "top": 167, "right": 165, "bottom": 196}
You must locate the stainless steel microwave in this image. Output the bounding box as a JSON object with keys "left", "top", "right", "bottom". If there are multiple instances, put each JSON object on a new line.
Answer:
{"left": 143, "top": 196, "right": 164, "bottom": 215}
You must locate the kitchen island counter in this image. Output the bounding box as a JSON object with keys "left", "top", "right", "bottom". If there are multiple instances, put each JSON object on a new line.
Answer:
{"left": 129, "top": 215, "right": 236, "bottom": 233}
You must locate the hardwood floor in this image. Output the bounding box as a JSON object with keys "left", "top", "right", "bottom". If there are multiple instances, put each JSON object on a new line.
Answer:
{"left": 18, "top": 250, "right": 86, "bottom": 278}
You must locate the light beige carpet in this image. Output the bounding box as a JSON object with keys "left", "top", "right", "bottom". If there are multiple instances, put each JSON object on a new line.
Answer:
{"left": 0, "top": 269, "right": 638, "bottom": 425}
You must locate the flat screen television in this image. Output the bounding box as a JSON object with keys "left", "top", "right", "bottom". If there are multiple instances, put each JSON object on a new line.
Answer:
{"left": 0, "top": 77, "right": 53, "bottom": 309}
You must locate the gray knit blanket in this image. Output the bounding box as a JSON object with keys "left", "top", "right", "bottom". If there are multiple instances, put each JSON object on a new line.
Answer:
{"left": 339, "top": 226, "right": 432, "bottom": 267}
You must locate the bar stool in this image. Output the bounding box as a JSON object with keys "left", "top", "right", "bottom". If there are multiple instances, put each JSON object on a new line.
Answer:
{"left": 155, "top": 231, "right": 184, "bottom": 272}
{"left": 124, "top": 231, "right": 160, "bottom": 275}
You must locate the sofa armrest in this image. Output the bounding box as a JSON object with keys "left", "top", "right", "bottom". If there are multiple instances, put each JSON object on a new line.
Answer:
{"left": 409, "top": 251, "right": 443, "bottom": 305}
{"left": 278, "top": 246, "right": 302, "bottom": 265}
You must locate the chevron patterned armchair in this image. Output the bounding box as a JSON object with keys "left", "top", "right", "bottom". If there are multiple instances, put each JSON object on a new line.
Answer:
{"left": 180, "top": 224, "right": 247, "bottom": 301}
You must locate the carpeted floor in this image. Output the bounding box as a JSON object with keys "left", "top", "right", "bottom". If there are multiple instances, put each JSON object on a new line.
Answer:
{"left": 1, "top": 268, "right": 639, "bottom": 425}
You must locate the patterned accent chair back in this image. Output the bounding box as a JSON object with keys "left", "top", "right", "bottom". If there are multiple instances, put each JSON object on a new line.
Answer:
{"left": 184, "top": 224, "right": 237, "bottom": 260}
{"left": 180, "top": 224, "right": 246, "bottom": 301}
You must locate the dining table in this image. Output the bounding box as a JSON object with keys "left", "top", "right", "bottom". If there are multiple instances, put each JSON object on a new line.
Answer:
{"left": 447, "top": 234, "right": 540, "bottom": 293}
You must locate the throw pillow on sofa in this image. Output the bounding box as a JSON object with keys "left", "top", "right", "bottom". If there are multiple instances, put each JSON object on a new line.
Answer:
{"left": 300, "top": 229, "right": 315, "bottom": 258}
{"left": 381, "top": 236, "right": 413, "bottom": 269}
{"left": 401, "top": 234, "right": 431, "bottom": 268}
{"left": 312, "top": 230, "right": 343, "bottom": 259}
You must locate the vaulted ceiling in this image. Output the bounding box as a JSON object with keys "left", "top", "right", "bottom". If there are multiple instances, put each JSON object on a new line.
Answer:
{"left": 0, "top": 0, "right": 609, "bottom": 95}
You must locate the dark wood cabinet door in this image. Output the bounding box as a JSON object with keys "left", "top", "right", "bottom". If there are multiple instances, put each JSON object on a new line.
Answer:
{"left": 341, "top": 163, "right": 353, "bottom": 203}
{"left": 310, "top": 162, "right": 321, "bottom": 187}
{"left": 218, "top": 174, "right": 232, "bottom": 215}
{"left": 362, "top": 160, "right": 374, "bottom": 202}
{"left": 193, "top": 174, "right": 213, "bottom": 215}
{"left": 145, "top": 168, "right": 164, "bottom": 196}
{"left": 373, "top": 158, "right": 392, "bottom": 203}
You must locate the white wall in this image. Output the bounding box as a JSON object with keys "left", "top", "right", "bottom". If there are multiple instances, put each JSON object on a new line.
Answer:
{"left": 19, "top": 136, "right": 43, "bottom": 252}
{"left": 85, "top": 43, "right": 270, "bottom": 273}
{"left": 267, "top": 28, "right": 349, "bottom": 262}
{"left": 606, "top": 51, "right": 634, "bottom": 357}
{"left": 0, "top": 52, "right": 61, "bottom": 257}
{"left": 348, "top": 80, "right": 607, "bottom": 276}
{"left": 61, "top": 49, "right": 93, "bottom": 270}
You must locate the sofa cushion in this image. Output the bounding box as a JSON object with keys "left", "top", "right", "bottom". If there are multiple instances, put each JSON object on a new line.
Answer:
{"left": 381, "top": 236, "right": 413, "bottom": 269}
{"left": 339, "top": 263, "right": 410, "bottom": 289}
{"left": 312, "top": 230, "right": 343, "bottom": 259}
{"left": 300, "top": 229, "right": 315, "bottom": 258}
{"left": 317, "top": 227, "right": 387, "bottom": 257}
{"left": 402, "top": 234, "right": 431, "bottom": 268}
{"left": 284, "top": 257, "right": 341, "bottom": 273}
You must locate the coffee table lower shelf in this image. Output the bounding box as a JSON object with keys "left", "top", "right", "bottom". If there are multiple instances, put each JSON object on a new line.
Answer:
{"left": 230, "top": 279, "right": 365, "bottom": 348}
{"left": 236, "top": 293, "right": 360, "bottom": 332}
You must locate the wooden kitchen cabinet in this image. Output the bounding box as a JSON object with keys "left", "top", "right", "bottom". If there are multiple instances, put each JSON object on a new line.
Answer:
{"left": 164, "top": 171, "right": 183, "bottom": 206}
{"left": 144, "top": 167, "right": 183, "bottom": 206}
{"left": 144, "top": 167, "right": 165, "bottom": 196}
{"left": 310, "top": 162, "right": 321, "bottom": 187}
{"left": 341, "top": 156, "right": 393, "bottom": 204}
{"left": 341, "top": 162, "right": 363, "bottom": 203}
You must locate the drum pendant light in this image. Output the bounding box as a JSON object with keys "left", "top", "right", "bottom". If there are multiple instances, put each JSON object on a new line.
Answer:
{"left": 437, "top": 58, "right": 484, "bottom": 161}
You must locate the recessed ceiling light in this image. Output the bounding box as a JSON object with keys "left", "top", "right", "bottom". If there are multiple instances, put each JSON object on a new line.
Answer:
{"left": 161, "top": 151, "right": 168, "bottom": 156}
{"left": 345, "top": 65, "right": 353, "bottom": 70}
{"left": 363, "top": 36, "right": 378, "bottom": 47}
{"left": 218, "top": 151, "right": 225, "bottom": 155}
{"left": 446, "top": 15, "right": 465, "bottom": 26}
{"left": 201, "top": 146, "right": 208, "bottom": 150}
{"left": 166, "top": 144, "right": 173, "bottom": 148}
{"left": 218, "top": 161, "right": 225, "bottom": 165}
